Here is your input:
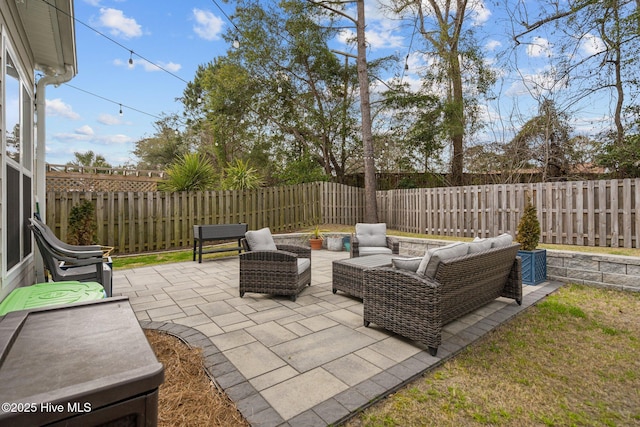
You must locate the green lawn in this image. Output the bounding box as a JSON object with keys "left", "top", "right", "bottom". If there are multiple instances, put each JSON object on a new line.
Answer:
{"left": 345, "top": 284, "right": 640, "bottom": 426}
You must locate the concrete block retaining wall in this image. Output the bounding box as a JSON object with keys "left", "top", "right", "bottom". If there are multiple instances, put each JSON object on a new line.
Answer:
{"left": 274, "top": 233, "right": 640, "bottom": 293}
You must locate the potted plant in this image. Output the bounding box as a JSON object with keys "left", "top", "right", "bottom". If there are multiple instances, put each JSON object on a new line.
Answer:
{"left": 516, "top": 195, "right": 547, "bottom": 285}
{"left": 309, "top": 225, "right": 324, "bottom": 250}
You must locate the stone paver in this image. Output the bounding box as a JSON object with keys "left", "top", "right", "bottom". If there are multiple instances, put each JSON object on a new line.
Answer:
{"left": 121, "top": 249, "right": 563, "bottom": 426}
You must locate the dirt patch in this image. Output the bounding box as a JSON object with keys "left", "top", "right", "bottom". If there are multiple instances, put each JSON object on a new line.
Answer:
{"left": 144, "top": 329, "right": 249, "bottom": 427}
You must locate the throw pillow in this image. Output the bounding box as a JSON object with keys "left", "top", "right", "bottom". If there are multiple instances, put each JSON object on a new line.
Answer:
{"left": 245, "top": 227, "right": 277, "bottom": 251}
{"left": 417, "top": 241, "right": 468, "bottom": 277}
{"left": 468, "top": 238, "right": 492, "bottom": 253}
{"left": 488, "top": 233, "right": 513, "bottom": 248}
{"left": 355, "top": 223, "right": 387, "bottom": 247}
{"left": 392, "top": 257, "right": 423, "bottom": 272}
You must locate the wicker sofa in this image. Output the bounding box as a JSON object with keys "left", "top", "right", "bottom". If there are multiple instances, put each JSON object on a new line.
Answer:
{"left": 363, "top": 242, "right": 522, "bottom": 356}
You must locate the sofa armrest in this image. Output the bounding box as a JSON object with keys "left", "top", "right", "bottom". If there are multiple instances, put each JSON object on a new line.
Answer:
{"left": 363, "top": 267, "right": 443, "bottom": 350}
{"left": 500, "top": 256, "right": 522, "bottom": 304}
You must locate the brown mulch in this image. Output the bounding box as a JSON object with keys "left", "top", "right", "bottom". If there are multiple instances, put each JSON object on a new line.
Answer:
{"left": 144, "top": 329, "right": 250, "bottom": 427}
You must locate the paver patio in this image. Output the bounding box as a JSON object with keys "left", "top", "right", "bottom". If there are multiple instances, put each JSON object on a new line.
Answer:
{"left": 113, "top": 249, "right": 561, "bottom": 427}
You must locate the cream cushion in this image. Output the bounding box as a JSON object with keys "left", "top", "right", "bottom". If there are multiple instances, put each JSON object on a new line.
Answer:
{"left": 487, "top": 233, "right": 513, "bottom": 248}
{"left": 297, "top": 258, "right": 311, "bottom": 274}
{"left": 392, "top": 257, "right": 423, "bottom": 272}
{"left": 417, "top": 242, "right": 469, "bottom": 277}
{"left": 245, "top": 227, "right": 277, "bottom": 251}
{"left": 468, "top": 238, "right": 492, "bottom": 253}
{"left": 359, "top": 246, "right": 393, "bottom": 256}
{"left": 355, "top": 223, "right": 388, "bottom": 247}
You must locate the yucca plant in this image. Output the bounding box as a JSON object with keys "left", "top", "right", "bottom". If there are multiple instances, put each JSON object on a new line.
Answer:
{"left": 158, "top": 153, "right": 217, "bottom": 192}
{"left": 222, "top": 159, "right": 263, "bottom": 190}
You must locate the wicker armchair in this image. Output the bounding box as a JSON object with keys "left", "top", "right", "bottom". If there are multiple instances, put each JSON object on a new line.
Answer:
{"left": 350, "top": 223, "right": 399, "bottom": 257}
{"left": 363, "top": 243, "right": 522, "bottom": 356}
{"left": 239, "top": 228, "right": 311, "bottom": 302}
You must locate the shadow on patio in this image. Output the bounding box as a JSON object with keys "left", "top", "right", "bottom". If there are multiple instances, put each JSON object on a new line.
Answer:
{"left": 114, "top": 250, "right": 561, "bottom": 427}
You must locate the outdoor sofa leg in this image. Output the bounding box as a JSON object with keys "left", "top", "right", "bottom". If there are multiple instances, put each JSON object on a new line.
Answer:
{"left": 364, "top": 320, "right": 370, "bottom": 327}
{"left": 240, "top": 291, "right": 245, "bottom": 298}
{"left": 428, "top": 347, "right": 438, "bottom": 357}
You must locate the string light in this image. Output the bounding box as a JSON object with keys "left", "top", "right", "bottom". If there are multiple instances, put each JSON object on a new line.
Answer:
{"left": 209, "top": 0, "right": 242, "bottom": 49}
{"left": 37, "top": 0, "right": 190, "bottom": 84}
{"left": 128, "top": 51, "right": 134, "bottom": 66}
{"left": 62, "top": 83, "right": 169, "bottom": 121}
{"left": 119, "top": 104, "right": 123, "bottom": 116}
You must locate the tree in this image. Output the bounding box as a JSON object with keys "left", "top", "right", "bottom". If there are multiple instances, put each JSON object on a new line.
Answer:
{"left": 157, "top": 153, "right": 217, "bottom": 192}
{"left": 381, "top": 87, "right": 446, "bottom": 172}
{"left": 182, "top": 0, "right": 364, "bottom": 187}
{"left": 505, "top": 99, "right": 574, "bottom": 181}
{"left": 68, "top": 200, "right": 97, "bottom": 245}
{"left": 67, "top": 150, "right": 112, "bottom": 170}
{"left": 392, "top": 0, "right": 495, "bottom": 186}
{"left": 596, "top": 106, "right": 640, "bottom": 177}
{"left": 310, "top": 0, "right": 380, "bottom": 222}
{"left": 133, "top": 115, "right": 190, "bottom": 170}
{"left": 511, "top": 0, "right": 640, "bottom": 151}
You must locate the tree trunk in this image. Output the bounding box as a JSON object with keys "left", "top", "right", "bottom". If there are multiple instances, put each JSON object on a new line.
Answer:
{"left": 356, "top": 0, "right": 378, "bottom": 222}
{"left": 450, "top": 51, "right": 465, "bottom": 186}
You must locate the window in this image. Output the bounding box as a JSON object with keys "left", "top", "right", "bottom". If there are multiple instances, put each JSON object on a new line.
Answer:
{"left": 3, "top": 46, "right": 33, "bottom": 274}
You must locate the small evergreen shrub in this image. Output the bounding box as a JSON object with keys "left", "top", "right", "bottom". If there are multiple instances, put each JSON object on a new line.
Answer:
{"left": 516, "top": 195, "right": 541, "bottom": 251}
{"left": 68, "top": 200, "right": 97, "bottom": 245}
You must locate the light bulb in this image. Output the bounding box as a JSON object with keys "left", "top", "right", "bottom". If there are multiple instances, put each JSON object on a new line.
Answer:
{"left": 119, "top": 105, "right": 123, "bottom": 116}
{"left": 233, "top": 38, "right": 240, "bottom": 49}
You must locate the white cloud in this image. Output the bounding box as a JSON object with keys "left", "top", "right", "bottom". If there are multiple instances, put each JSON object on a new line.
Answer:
{"left": 75, "top": 125, "right": 95, "bottom": 136}
{"left": 337, "top": 28, "right": 403, "bottom": 51}
{"left": 52, "top": 131, "right": 135, "bottom": 145}
{"left": 97, "top": 113, "right": 122, "bottom": 125}
{"left": 98, "top": 8, "right": 142, "bottom": 39}
{"left": 142, "top": 60, "right": 182, "bottom": 73}
{"left": 527, "top": 36, "right": 553, "bottom": 58}
{"left": 505, "top": 67, "right": 568, "bottom": 98}
{"left": 113, "top": 57, "right": 182, "bottom": 73}
{"left": 46, "top": 98, "right": 80, "bottom": 120}
{"left": 470, "top": 0, "right": 491, "bottom": 26}
{"left": 580, "top": 33, "right": 606, "bottom": 56}
{"left": 486, "top": 40, "right": 502, "bottom": 51}
{"left": 192, "top": 8, "right": 224, "bottom": 41}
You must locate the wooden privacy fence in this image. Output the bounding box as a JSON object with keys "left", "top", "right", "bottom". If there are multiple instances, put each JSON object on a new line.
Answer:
{"left": 376, "top": 179, "right": 640, "bottom": 248}
{"left": 45, "top": 183, "right": 324, "bottom": 254}
{"left": 45, "top": 179, "right": 640, "bottom": 254}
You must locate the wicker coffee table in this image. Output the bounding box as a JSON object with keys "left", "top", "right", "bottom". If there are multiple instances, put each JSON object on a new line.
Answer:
{"left": 332, "top": 254, "right": 399, "bottom": 299}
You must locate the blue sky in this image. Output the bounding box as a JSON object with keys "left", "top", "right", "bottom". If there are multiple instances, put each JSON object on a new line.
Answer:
{"left": 44, "top": 0, "right": 613, "bottom": 167}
